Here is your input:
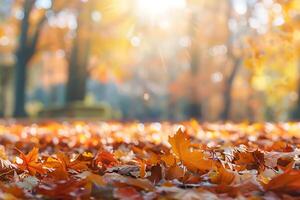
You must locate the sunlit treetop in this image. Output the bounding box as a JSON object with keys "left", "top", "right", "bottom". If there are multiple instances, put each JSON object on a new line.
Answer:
{"left": 244, "top": 0, "right": 300, "bottom": 117}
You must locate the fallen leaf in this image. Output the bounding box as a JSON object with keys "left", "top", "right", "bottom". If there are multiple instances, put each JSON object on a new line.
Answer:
{"left": 168, "top": 129, "right": 214, "bottom": 172}
{"left": 95, "top": 151, "right": 118, "bottom": 169}
{"left": 209, "top": 165, "right": 235, "bottom": 185}
{"left": 114, "top": 187, "right": 143, "bottom": 200}
{"left": 104, "top": 173, "right": 155, "bottom": 191}
{"left": 15, "top": 148, "right": 45, "bottom": 176}
{"left": 264, "top": 169, "right": 300, "bottom": 195}
{"left": 37, "top": 178, "right": 88, "bottom": 199}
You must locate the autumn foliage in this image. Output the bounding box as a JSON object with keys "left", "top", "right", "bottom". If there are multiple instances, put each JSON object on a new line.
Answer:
{"left": 0, "top": 121, "right": 299, "bottom": 199}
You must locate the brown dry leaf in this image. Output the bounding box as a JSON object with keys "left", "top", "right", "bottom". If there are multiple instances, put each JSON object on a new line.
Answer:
{"left": 84, "top": 172, "right": 105, "bottom": 186}
{"left": 234, "top": 150, "right": 264, "bottom": 171}
{"left": 77, "top": 171, "right": 106, "bottom": 194}
{"left": 268, "top": 141, "right": 293, "bottom": 152}
{"left": 148, "top": 165, "right": 163, "bottom": 184}
{"left": 37, "top": 178, "right": 88, "bottom": 199}
{"left": 114, "top": 187, "right": 143, "bottom": 200}
{"left": 165, "top": 165, "right": 185, "bottom": 180}
{"left": 0, "top": 182, "right": 25, "bottom": 199}
{"left": 0, "top": 146, "right": 16, "bottom": 177}
{"left": 104, "top": 173, "right": 155, "bottom": 191}
{"left": 106, "top": 165, "right": 140, "bottom": 177}
{"left": 1, "top": 121, "right": 300, "bottom": 199}
{"left": 264, "top": 169, "right": 300, "bottom": 195}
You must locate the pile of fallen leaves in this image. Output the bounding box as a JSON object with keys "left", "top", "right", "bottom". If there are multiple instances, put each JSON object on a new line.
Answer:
{"left": 0, "top": 120, "right": 299, "bottom": 199}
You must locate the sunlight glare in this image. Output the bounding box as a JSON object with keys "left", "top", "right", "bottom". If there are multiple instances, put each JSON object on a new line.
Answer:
{"left": 136, "top": 0, "right": 186, "bottom": 21}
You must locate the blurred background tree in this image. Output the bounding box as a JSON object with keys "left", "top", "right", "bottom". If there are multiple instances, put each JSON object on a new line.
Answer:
{"left": 246, "top": 0, "right": 300, "bottom": 120}
{"left": 0, "top": 0, "right": 299, "bottom": 121}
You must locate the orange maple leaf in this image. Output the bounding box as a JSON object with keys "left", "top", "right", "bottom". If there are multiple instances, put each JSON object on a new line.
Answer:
{"left": 15, "top": 147, "right": 46, "bottom": 176}
{"left": 161, "top": 152, "right": 177, "bottom": 167}
{"left": 45, "top": 152, "right": 89, "bottom": 179}
{"left": 94, "top": 151, "right": 118, "bottom": 169}
{"left": 234, "top": 150, "right": 264, "bottom": 171}
{"left": 168, "top": 129, "right": 214, "bottom": 172}
{"left": 58, "top": 152, "right": 89, "bottom": 171}
{"left": 209, "top": 164, "right": 235, "bottom": 185}
{"left": 168, "top": 129, "right": 190, "bottom": 159}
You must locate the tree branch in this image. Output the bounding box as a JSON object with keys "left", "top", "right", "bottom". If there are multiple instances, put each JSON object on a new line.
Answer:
{"left": 227, "top": 58, "right": 242, "bottom": 85}
{"left": 27, "top": 0, "right": 58, "bottom": 60}
{"left": 27, "top": 14, "right": 47, "bottom": 58}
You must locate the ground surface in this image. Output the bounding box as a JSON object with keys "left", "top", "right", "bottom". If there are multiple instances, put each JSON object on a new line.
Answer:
{"left": 0, "top": 120, "right": 299, "bottom": 199}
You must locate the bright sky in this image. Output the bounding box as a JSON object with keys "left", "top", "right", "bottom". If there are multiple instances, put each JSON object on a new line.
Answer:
{"left": 135, "top": 0, "right": 186, "bottom": 21}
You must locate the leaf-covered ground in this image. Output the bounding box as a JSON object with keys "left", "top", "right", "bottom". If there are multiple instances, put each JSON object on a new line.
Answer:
{"left": 0, "top": 121, "right": 299, "bottom": 199}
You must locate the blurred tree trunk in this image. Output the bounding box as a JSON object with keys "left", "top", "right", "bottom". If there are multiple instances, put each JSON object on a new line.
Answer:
{"left": 297, "top": 74, "right": 300, "bottom": 116}
{"left": 0, "top": 65, "right": 4, "bottom": 117}
{"left": 186, "top": 12, "right": 202, "bottom": 120}
{"left": 220, "top": 59, "right": 241, "bottom": 120}
{"left": 291, "top": 61, "right": 300, "bottom": 119}
{"left": 66, "top": 3, "right": 91, "bottom": 104}
{"left": 220, "top": 0, "right": 241, "bottom": 120}
{"left": 13, "top": 0, "right": 46, "bottom": 117}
